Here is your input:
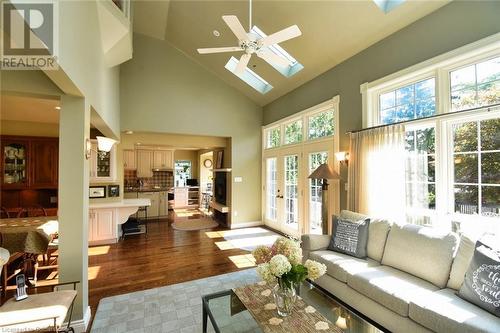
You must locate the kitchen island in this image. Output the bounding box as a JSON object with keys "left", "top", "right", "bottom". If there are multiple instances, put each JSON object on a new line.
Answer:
{"left": 88, "top": 198, "right": 150, "bottom": 245}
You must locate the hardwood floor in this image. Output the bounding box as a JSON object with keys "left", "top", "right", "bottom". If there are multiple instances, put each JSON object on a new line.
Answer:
{"left": 88, "top": 210, "right": 260, "bottom": 327}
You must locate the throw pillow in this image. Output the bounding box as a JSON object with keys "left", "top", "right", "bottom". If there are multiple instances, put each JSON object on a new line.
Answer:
{"left": 328, "top": 216, "right": 370, "bottom": 258}
{"left": 458, "top": 240, "right": 500, "bottom": 318}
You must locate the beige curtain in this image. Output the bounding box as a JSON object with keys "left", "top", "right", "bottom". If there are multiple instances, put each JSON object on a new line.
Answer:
{"left": 347, "top": 124, "right": 406, "bottom": 222}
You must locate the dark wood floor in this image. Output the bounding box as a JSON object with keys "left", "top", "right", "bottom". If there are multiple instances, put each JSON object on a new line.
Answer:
{"left": 88, "top": 211, "right": 257, "bottom": 327}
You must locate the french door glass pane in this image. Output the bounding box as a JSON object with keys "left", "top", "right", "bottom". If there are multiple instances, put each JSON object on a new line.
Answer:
{"left": 309, "top": 152, "right": 328, "bottom": 234}
{"left": 284, "top": 155, "right": 299, "bottom": 230}
{"left": 265, "top": 158, "right": 277, "bottom": 221}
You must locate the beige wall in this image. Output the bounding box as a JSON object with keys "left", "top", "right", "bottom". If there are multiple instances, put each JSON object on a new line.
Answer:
{"left": 120, "top": 34, "right": 263, "bottom": 225}
{"left": 0, "top": 120, "right": 59, "bottom": 137}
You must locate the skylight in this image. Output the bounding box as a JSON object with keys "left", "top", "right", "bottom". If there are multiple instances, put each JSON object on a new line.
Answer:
{"left": 225, "top": 56, "right": 273, "bottom": 94}
{"left": 373, "top": 0, "right": 406, "bottom": 13}
{"left": 251, "top": 26, "right": 304, "bottom": 78}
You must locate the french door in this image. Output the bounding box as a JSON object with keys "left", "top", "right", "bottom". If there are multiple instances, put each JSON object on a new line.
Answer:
{"left": 263, "top": 142, "right": 336, "bottom": 237}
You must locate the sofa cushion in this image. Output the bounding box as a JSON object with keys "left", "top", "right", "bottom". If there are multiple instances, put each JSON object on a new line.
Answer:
{"left": 410, "top": 288, "right": 500, "bottom": 333}
{"left": 347, "top": 265, "right": 439, "bottom": 317}
{"left": 381, "top": 223, "right": 458, "bottom": 288}
{"left": 339, "top": 210, "right": 391, "bottom": 262}
{"left": 309, "top": 250, "right": 379, "bottom": 283}
{"left": 458, "top": 240, "right": 500, "bottom": 318}
{"left": 328, "top": 216, "right": 370, "bottom": 258}
{"left": 447, "top": 235, "right": 476, "bottom": 290}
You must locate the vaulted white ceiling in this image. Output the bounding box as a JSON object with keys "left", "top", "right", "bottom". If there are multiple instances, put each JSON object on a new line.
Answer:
{"left": 133, "top": 0, "right": 451, "bottom": 106}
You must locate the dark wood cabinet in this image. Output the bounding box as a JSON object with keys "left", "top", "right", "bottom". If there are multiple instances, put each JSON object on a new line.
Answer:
{"left": 30, "top": 138, "right": 58, "bottom": 188}
{"left": 1, "top": 137, "right": 30, "bottom": 189}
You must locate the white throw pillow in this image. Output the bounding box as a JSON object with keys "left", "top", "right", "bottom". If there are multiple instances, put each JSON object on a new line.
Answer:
{"left": 447, "top": 235, "right": 476, "bottom": 290}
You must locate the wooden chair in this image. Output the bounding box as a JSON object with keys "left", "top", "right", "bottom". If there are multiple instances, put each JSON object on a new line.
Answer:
{"left": 0, "top": 281, "right": 78, "bottom": 333}
{"left": 0, "top": 207, "right": 10, "bottom": 219}
{"left": 17, "top": 205, "right": 48, "bottom": 218}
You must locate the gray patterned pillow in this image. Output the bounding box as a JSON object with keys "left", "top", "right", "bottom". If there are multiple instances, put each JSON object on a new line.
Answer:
{"left": 458, "top": 240, "right": 500, "bottom": 318}
{"left": 328, "top": 216, "right": 370, "bottom": 258}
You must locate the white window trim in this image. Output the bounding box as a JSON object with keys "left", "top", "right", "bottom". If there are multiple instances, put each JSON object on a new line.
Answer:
{"left": 361, "top": 32, "right": 500, "bottom": 128}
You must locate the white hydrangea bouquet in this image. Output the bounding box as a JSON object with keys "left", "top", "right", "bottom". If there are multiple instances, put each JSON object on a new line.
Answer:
{"left": 252, "top": 237, "right": 327, "bottom": 316}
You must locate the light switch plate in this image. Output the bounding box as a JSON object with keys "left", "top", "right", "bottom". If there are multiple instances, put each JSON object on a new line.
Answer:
{"left": 234, "top": 177, "right": 243, "bottom": 183}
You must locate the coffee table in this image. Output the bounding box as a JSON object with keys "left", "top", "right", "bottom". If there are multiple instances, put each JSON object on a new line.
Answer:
{"left": 202, "top": 279, "right": 387, "bottom": 332}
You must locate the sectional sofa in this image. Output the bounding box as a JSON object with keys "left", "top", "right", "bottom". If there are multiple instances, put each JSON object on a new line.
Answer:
{"left": 301, "top": 210, "right": 500, "bottom": 333}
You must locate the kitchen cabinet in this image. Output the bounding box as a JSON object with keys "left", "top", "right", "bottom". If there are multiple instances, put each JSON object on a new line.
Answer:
{"left": 2, "top": 137, "right": 30, "bottom": 189}
{"left": 31, "top": 139, "right": 58, "bottom": 188}
{"left": 123, "top": 149, "right": 136, "bottom": 170}
{"left": 159, "top": 191, "right": 168, "bottom": 216}
{"left": 89, "top": 208, "right": 116, "bottom": 244}
{"left": 90, "top": 140, "right": 116, "bottom": 183}
{"left": 136, "top": 150, "right": 153, "bottom": 178}
{"left": 153, "top": 150, "right": 173, "bottom": 170}
{"left": 124, "top": 192, "right": 137, "bottom": 199}
{"left": 137, "top": 191, "right": 159, "bottom": 218}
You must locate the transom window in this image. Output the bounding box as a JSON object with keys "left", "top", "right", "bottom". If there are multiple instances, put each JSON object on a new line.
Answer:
{"left": 308, "top": 110, "right": 334, "bottom": 140}
{"left": 284, "top": 120, "right": 303, "bottom": 145}
{"left": 265, "top": 127, "right": 280, "bottom": 149}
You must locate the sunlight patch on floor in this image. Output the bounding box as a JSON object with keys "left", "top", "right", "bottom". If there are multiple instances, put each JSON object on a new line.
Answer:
{"left": 215, "top": 241, "right": 236, "bottom": 250}
{"left": 88, "top": 246, "right": 110, "bottom": 256}
{"left": 229, "top": 254, "right": 256, "bottom": 268}
{"left": 88, "top": 266, "right": 101, "bottom": 280}
{"left": 205, "top": 227, "right": 271, "bottom": 239}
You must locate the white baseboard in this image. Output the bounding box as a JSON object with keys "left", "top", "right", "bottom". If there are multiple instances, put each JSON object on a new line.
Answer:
{"left": 230, "top": 221, "right": 263, "bottom": 229}
{"left": 66, "top": 306, "right": 91, "bottom": 333}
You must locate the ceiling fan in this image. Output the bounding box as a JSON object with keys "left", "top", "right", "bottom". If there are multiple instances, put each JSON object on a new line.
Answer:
{"left": 197, "top": 0, "right": 302, "bottom": 76}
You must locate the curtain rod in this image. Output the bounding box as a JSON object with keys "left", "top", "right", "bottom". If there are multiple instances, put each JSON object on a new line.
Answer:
{"left": 346, "top": 103, "right": 500, "bottom": 135}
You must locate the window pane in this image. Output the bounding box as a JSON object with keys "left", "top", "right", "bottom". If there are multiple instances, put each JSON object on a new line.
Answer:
{"left": 308, "top": 110, "right": 334, "bottom": 139}
{"left": 481, "top": 152, "right": 499, "bottom": 184}
{"left": 415, "top": 97, "right": 436, "bottom": 118}
{"left": 396, "top": 86, "right": 413, "bottom": 105}
{"left": 380, "top": 92, "right": 395, "bottom": 110}
{"left": 451, "top": 88, "right": 476, "bottom": 111}
{"left": 284, "top": 155, "right": 299, "bottom": 230}
{"left": 450, "top": 65, "right": 476, "bottom": 91}
{"left": 266, "top": 158, "right": 277, "bottom": 221}
{"left": 482, "top": 186, "right": 500, "bottom": 217}
{"left": 481, "top": 118, "right": 500, "bottom": 151}
{"left": 454, "top": 185, "right": 478, "bottom": 215}
{"left": 284, "top": 120, "right": 303, "bottom": 144}
{"left": 406, "top": 182, "right": 435, "bottom": 209}
{"left": 477, "top": 81, "right": 500, "bottom": 107}
{"left": 415, "top": 78, "right": 435, "bottom": 99}
{"left": 453, "top": 121, "right": 477, "bottom": 152}
{"left": 416, "top": 127, "right": 435, "bottom": 154}
{"left": 309, "top": 152, "right": 328, "bottom": 234}
{"left": 454, "top": 154, "right": 478, "bottom": 183}
{"left": 395, "top": 104, "right": 414, "bottom": 122}
{"left": 405, "top": 131, "right": 415, "bottom": 151}
{"left": 476, "top": 56, "right": 500, "bottom": 84}
{"left": 266, "top": 127, "right": 280, "bottom": 148}
{"left": 381, "top": 108, "right": 396, "bottom": 125}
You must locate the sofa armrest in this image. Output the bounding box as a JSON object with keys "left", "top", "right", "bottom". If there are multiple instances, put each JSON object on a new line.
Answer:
{"left": 301, "top": 234, "right": 331, "bottom": 261}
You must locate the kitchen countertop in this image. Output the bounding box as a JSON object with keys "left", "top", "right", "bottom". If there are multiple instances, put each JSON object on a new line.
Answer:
{"left": 124, "top": 187, "right": 171, "bottom": 193}
{"left": 89, "top": 198, "right": 151, "bottom": 209}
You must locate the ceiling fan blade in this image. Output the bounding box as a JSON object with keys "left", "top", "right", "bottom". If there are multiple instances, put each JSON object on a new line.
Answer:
{"left": 197, "top": 46, "right": 243, "bottom": 54}
{"left": 257, "top": 49, "right": 291, "bottom": 68}
{"left": 222, "top": 15, "right": 248, "bottom": 41}
{"left": 235, "top": 53, "right": 251, "bottom": 75}
{"left": 261, "top": 25, "right": 302, "bottom": 46}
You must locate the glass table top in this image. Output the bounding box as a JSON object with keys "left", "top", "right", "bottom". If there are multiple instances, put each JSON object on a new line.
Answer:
{"left": 202, "top": 280, "right": 386, "bottom": 333}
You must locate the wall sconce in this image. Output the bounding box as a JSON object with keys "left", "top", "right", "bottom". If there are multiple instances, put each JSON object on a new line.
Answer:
{"left": 335, "top": 151, "right": 349, "bottom": 165}
{"left": 85, "top": 136, "right": 118, "bottom": 160}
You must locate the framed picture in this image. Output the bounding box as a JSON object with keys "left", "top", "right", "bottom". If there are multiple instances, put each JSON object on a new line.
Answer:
{"left": 108, "top": 185, "right": 120, "bottom": 197}
{"left": 89, "top": 186, "right": 106, "bottom": 198}
{"left": 216, "top": 151, "right": 223, "bottom": 169}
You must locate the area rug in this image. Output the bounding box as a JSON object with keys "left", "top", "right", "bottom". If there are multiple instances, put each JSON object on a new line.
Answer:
{"left": 90, "top": 269, "right": 260, "bottom": 333}
{"left": 172, "top": 217, "right": 219, "bottom": 231}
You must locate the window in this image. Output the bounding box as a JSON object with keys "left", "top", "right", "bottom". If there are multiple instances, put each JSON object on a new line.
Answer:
{"left": 175, "top": 160, "right": 191, "bottom": 187}
{"left": 284, "top": 154, "right": 299, "bottom": 230}
{"left": 309, "top": 152, "right": 328, "bottom": 234}
{"left": 380, "top": 78, "right": 436, "bottom": 124}
{"left": 284, "top": 120, "right": 303, "bottom": 145}
{"left": 405, "top": 126, "right": 436, "bottom": 225}
{"left": 450, "top": 56, "right": 500, "bottom": 111}
{"left": 265, "top": 127, "right": 281, "bottom": 148}
{"left": 308, "top": 110, "right": 334, "bottom": 140}
{"left": 266, "top": 158, "right": 278, "bottom": 221}
{"left": 452, "top": 118, "right": 499, "bottom": 217}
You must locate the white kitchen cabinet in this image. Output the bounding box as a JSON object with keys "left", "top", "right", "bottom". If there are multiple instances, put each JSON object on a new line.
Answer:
{"left": 90, "top": 140, "right": 116, "bottom": 183}
{"left": 159, "top": 191, "right": 169, "bottom": 216}
{"left": 138, "top": 191, "right": 159, "bottom": 217}
{"left": 89, "top": 208, "right": 116, "bottom": 244}
{"left": 123, "top": 149, "right": 136, "bottom": 170}
{"left": 153, "top": 150, "right": 173, "bottom": 170}
{"left": 136, "top": 150, "right": 153, "bottom": 178}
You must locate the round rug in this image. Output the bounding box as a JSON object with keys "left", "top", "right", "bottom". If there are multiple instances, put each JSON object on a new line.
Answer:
{"left": 172, "top": 218, "right": 219, "bottom": 231}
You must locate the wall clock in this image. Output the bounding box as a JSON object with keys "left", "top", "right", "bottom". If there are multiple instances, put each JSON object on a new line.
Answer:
{"left": 203, "top": 159, "right": 213, "bottom": 168}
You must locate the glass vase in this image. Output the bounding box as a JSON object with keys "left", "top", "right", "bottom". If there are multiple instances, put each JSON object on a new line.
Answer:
{"left": 273, "top": 281, "right": 297, "bottom": 317}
